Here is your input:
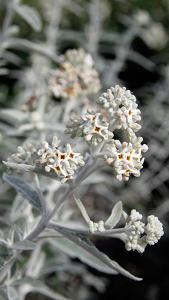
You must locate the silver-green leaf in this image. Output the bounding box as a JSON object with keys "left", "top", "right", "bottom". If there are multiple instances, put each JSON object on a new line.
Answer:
{"left": 51, "top": 225, "right": 142, "bottom": 281}
{"left": 105, "top": 201, "right": 123, "bottom": 229}
{"left": 14, "top": 5, "right": 42, "bottom": 32}
{"left": 3, "top": 174, "right": 42, "bottom": 210}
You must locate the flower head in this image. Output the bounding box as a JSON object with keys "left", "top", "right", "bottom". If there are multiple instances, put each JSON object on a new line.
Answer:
{"left": 49, "top": 49, "right": 101, "bottom": 99}
{"left": 98, "top": 85, "right": 141, "bottom": 133}
{"left": 124, "top": 209, "right": 145, "bottom": 252}
{"left": 124, "top": 210, "right": 164, "bottom": 253}
{"left": 66, "top": 110, "right": 113, "bottom": 146}
{"left": 145, "top": 215, "right": 164, "bottom": 245}
{"left": 104, "top": 137, "right": 148, "bottom": 181}
{"left": 37, "top": 137, "right": 85, "bottom": 182}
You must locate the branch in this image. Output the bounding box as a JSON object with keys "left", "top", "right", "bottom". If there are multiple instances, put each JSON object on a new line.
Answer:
{"left": 5, "top": 38, "right": 60, "bottom": 63}
{"left": 48, "top": 222, "right": 128, "bottom": 238}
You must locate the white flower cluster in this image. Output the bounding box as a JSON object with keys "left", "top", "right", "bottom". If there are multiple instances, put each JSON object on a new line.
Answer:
{"left": 37, "top": 136, "right": 85, "bottom": 182}
{"left": 125, "top": 210, "right": 164, "bottom": 253}
{"left": 74, "top": 197, "right": 163, "bottom": 253}
{"left": 88, "top": 220, "right": 105, "bottom": 233}
{"left": 104, "top": 138, "right": 148, "bottom": 181}
{"left": 66, "top": 110, "right": 113, "bottom": 146}
{"left": 96, "top": 85, "right": 148, "bottom": 181}
{"left": 49, "top": 48, "right": 101, "bottom": 99}
{"left": 145, "top": 215, "right": 164, "bottom": 246}
{"left": 65, "top": 85, "right": 148, "bottom": 181}
{"left": 125, "top": 209, "right": 145, "bottom": 253}
{"left": 98, "top": 85, "right": 141, "bottom": 133}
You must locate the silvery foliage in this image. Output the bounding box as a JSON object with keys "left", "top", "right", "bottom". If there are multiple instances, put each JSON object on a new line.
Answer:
{"left": 0, "top": 0, "right": 167, "bottom": 299}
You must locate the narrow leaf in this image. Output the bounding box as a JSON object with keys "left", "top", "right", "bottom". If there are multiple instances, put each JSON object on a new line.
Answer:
{"left": 105, "top": 201, "right": 123, "bottom": 229}
{"left": 3, "top": 174, "right": 42, "bottom": 210}
{"left": 74, "top": 196, "right": 90, "bottom": 223}
{"left": 51, "top": 234, "right": 117, "bottom": 275}
{"left": 15, "top": 5, "right": 42, "bottom": 31}
{"left": 51, "top": 225, "right": 142, "bottom": 281}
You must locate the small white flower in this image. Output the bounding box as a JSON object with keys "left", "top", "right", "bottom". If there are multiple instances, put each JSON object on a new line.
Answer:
{"left": 98, "top": 85, "right": 141, "bottom": 133}
{"left": 66, "top": 111, "right": 113, "bottom": 146}
{"left": 145, "top": 215, "right": 164, "bottom": 245}
{"left": 37, "top": 141, "right": 52, "bottom": 164}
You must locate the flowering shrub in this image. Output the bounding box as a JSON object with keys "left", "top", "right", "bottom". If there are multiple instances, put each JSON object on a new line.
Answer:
{"left": 2, "top": 77, "right": 164, "bottom": 293}
{"left": 0, "top": 1, "right": 167, "bottom": 300}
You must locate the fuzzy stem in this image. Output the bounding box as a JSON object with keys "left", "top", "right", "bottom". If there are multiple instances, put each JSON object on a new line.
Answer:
{"left": 25, "top": 157, "right": 97, "bottom": 241}
{"left": 48, "top": 222, "right": 129, "bottom": 237}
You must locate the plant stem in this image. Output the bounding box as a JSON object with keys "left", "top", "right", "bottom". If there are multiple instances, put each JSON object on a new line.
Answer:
{"left": 25, "top": 157, "right": 97, "bottom": 241}
{"left": 48, "top": 222, "right": 128, "bottom": 237}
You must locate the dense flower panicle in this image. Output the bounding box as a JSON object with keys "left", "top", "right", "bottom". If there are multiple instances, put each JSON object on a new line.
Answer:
{"left": 49, "top": 48, "right": 101, "bottom": 99}
{"left": 37, "top": 137, "right": 85, "bottom": 182}
{"left": 98, "top": 85, "right": 141, "bottom": 133}
{"left": 145, "top": 215, "right": 164, "bottom": 245}
{"left": 66, "top": 111, "right": 113, "bottom": 146}
{"left": 104, "top": 137, "right": 148, "bottom": 181}
{"left": 124, "top": 210, "right": 164, "bottom": 253}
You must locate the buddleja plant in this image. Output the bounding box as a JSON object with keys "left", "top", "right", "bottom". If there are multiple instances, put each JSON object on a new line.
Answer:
{"left": 1, "top": 49, "right": 164, "bottom": 298}
{"left": 0, "top": 1, "right": 164, "bottom": 300}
